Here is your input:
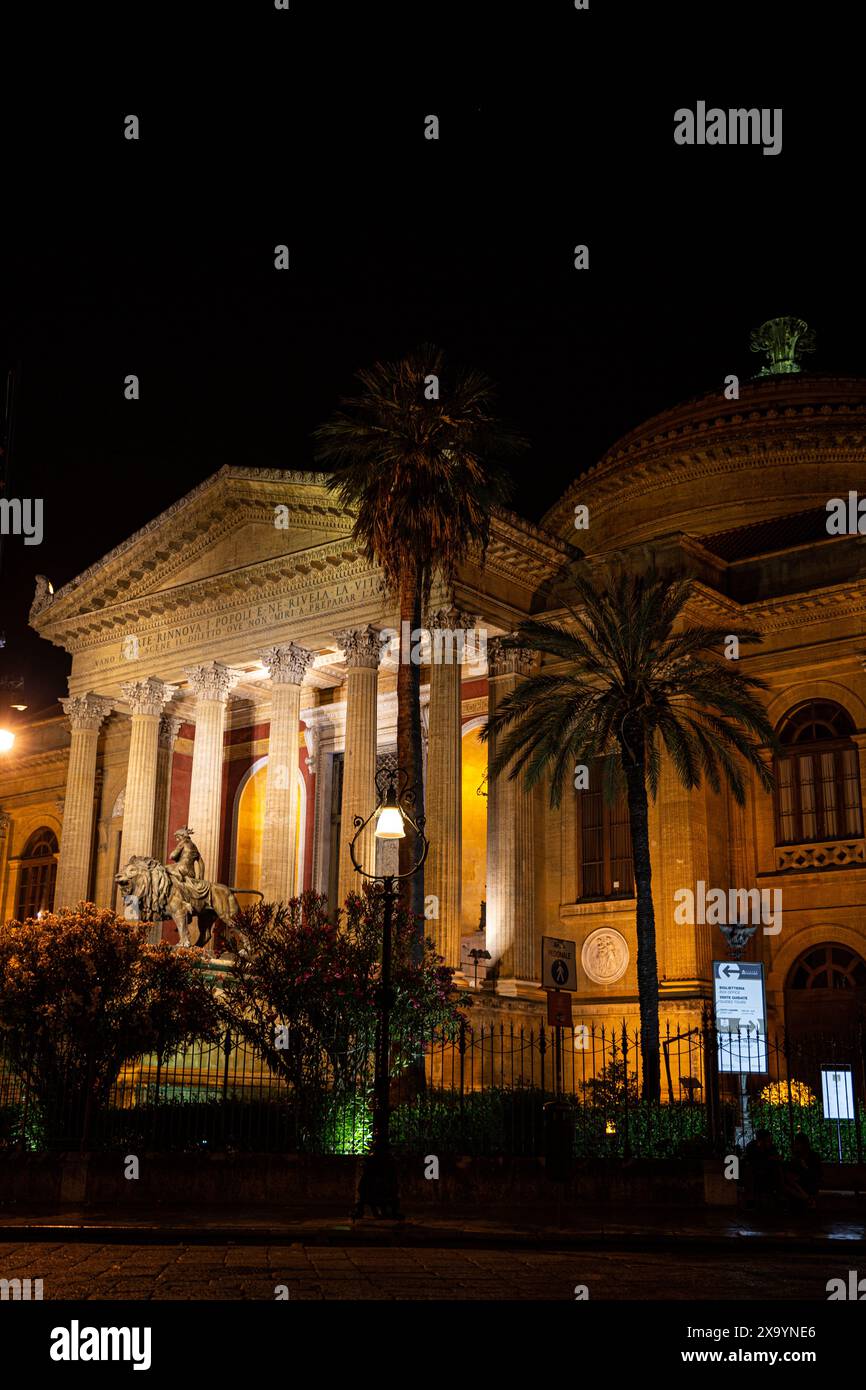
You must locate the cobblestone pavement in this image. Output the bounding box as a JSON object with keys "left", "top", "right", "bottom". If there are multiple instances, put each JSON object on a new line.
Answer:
{"left": 0, "top": 1241, "right": 843, "bottom": 1300}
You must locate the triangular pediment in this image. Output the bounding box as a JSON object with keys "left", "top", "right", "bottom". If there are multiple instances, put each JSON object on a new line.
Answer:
{"left": 153, "top": 513, "right": 351, "bottom": 594}
{"left": 31, "top": 467, "right": 357, "bottom": 628}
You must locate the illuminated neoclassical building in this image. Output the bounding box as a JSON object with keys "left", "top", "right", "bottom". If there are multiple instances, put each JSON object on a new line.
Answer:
{"left": 2, "top": 339, "right": 866, "bottom": 1046}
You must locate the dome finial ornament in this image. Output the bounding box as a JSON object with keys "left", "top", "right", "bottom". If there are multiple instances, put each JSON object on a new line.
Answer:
{"left": 750, "top": 316, "right": 816, "bottom": 376}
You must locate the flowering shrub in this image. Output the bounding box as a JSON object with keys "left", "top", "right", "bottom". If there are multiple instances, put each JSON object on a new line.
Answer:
{"left": 0, "top": 903, "right": 222, "bottom": 1144}
{"left": 219, "top": 886, "right": 465, "bottom": 1139}
{"left": 758, "top": 1078, "right": 816, "bottom": 1107}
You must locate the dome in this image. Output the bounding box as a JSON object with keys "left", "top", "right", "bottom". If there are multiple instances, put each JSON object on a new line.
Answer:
{"left": 544, "top": 370, "right": 866, "bottom": 555}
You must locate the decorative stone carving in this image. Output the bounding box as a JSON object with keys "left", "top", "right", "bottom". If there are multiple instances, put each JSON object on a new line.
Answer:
{"left": 158, "top": 714, "right": 182, "bottom": 748}
{"left": 0, "top": 810, "right": 11, "bottom": 840}
{"left": 427, "top": 606, "right": 480, "bottom": 632}
{"left": 60, "top": 694, "right": 113, "bottom": 732}
{"left": 184, "top": 662, "right": 242, "bottom": 702}
{"left": 581, "top": 928, "right": 630, "bottom": 985}
{"left": 486, "top": 636, "right": 535, "bottom": 679}
{"left": 303, "top": 722, "right": 319, "bottom": 776}
{"left": 29, "top": 574, "right": 54, "bottom": 621}
{"left": 260, "top": 643, "right": 315, "bottom": 686}
{"left": 776, "top": 839, "right": 866, "bottom": 872}
{"left": 336, "top": 625, "right": 385, "bottom": 670}
{"left": 121, "top": 677, "right": 179, "bottom": 718}
{"left": 112, "top": 787, "right": 126, "bottom": 819}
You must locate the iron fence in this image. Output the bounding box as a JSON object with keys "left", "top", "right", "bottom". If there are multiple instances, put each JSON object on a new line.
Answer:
{"left": 1, "top": 1016, "right": 864, "bottom": 1162}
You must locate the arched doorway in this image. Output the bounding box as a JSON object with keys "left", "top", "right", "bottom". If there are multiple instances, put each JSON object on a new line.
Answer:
{"left": 785, "top": 943, "right": 866, "bottom": 1049}
{"left": 14, "top": 827, "right": 59, "bottom": 919}
{"left": 461, "top": 720, "right": 488, "bottom": 934}
{"left": 231, "top": 757, "right": 305, "bottom": 896}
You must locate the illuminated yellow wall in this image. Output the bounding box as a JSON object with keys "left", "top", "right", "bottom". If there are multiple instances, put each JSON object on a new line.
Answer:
{"left": 235, "top": 761, "right": 303, "bottom": 895}
{"left": 461, "top": 724, "right": 487, "bottom": 932}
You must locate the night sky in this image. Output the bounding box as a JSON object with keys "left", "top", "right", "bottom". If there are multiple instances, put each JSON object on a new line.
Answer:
{"left": 1, "top": 12, "right": 860, "bottom": 714}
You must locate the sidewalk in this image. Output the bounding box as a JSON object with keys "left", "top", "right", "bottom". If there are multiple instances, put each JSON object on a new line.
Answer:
{"left": 1, "top": 1202, "right": 863, "bottom": 1250}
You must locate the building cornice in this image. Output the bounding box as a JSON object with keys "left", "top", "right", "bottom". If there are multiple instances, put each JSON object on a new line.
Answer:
{"left": 543, "top": 378, "right": 866, "bottom": 537}
{"left": 31, "top": 486, "right": 580, "bottom": 657}
{"left": 30, "top": 467, "right": 354, "bottom": 626}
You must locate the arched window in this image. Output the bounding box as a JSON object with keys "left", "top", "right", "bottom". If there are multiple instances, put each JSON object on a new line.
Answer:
{"left": 774, "top": 701, "right": 863, "bottom": 845}
{"left": 577, "top": 757, "right": 634, "bottom": 899}
{"left": 787, "top": 944, "right": 866, "bottom": 991}
{"left": 14, "top": 827, "right": 59, "bottom": 919}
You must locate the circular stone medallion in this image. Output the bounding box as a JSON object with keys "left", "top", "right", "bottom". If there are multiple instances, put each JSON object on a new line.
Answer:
{"left": 581, "top": 928, "right": 629, "bottom": 985}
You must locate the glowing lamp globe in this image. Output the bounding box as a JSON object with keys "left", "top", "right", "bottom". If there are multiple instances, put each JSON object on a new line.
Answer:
{"left": 375, "top": 803, "right": 405, "bottom": 839}
{"left": 0, "top": 728, "right": 15, "bottom": 753}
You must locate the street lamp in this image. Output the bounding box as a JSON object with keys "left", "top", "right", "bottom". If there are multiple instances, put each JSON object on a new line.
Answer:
{"left": 468, "top": 947, "right": 491, "bottom": 990}
{"left": 0, "top": 672, "right": 25, "bottom": 752}
{"left": 349, "top": 765, "right": 428, "bottom": 1220}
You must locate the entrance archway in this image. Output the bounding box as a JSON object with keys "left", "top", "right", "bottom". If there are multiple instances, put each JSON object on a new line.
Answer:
{"left": 785, "top": 943, "right": 866, "bottom": 1054}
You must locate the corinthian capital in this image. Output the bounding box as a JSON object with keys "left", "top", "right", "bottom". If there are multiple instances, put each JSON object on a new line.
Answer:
{"left": 260, "top": 643, "right": 315, "bottom": 686}
{"left": 184, "top": 662, "right": 243, "bottom": 703}
{"left": 121, "top": 676, "right": 179, "bottom": 718}
{"left": 60, "top": 693, "right": 113, "bottom": 733}
{"left": 426, "top": 606, "right": 480, "bottom": 632}
{"left": 486, "top": 636, "right": 536, "bottom": 679}
{"left": 159, "top": 714, "right": 183, "bottom": 748}
{"left": 336, "top": 625, "right": 385, "bottom": 670}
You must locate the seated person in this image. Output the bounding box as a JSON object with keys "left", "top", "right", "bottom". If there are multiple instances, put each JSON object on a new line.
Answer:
{"left": 742, "top": 1127, "right": 782, "bottom": 1205}
{"left": 782, "top": 1131, "right": 822, "bottom": 1210}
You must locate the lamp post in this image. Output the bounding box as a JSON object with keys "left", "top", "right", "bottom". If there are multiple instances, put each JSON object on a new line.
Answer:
{"left": 349, "top": 765, "right": 428, "bottom": 1220}
{"left": 0, "top": 671, "right": 26, "bottom": 753}
{"left": 468, "top": 947, "right": 491, "bottom": 990}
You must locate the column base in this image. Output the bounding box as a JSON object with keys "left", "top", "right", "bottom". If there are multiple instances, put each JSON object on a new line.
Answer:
{"left": 495, "top": 978, "right": 545, "bottom": 1000}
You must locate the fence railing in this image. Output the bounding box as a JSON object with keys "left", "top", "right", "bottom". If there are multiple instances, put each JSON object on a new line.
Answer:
{"left": 2, "top": 1017, "right": 864, "bottom": 1162}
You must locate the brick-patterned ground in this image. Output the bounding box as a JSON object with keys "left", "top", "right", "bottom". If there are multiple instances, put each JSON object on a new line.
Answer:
{"left": 0, "top": 1241, "right": 842, "bottom": 1300}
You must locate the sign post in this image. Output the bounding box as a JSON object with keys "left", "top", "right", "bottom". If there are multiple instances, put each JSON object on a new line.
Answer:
{"left": 821, "top": 1064, "right": 855, "bottom": 1163}
{"left": 542, "top": 937, "right": 577, "bottom": 1100}
{"left": 713, "top": 960, "right": 767, "bottom": 1149}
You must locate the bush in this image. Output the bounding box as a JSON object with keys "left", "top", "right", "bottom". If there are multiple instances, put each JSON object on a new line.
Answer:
{"left": 749, "top": 1101, "right": 866, "bottom": 1162}
{"left": 0, "top": 904, "right": 222, "bottom": 1146}
{"left": 220, "top": 886, "right": 466, "bottom": 1127}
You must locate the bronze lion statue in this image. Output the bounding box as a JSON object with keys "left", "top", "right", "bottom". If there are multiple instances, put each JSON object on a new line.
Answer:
{"left": 115, "top": 855, "right": 250, "bottom": 955}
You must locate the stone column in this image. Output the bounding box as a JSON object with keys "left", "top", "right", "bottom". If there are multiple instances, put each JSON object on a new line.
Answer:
{"left": 118, "top": 679, "right": 178, "bottom": 872}
{"left": 0, "top": 811, "right": 13, "bottom": 921}
{"left": 425, "top": 609, "right": 476, "bottom": 967}
{"left": 184, "top": 663, "right": 242, "bottom": 882}
{"left": 153, "top": 714, "right": 182, "bottom": 862}
{"left": 55, "top": 694, "right": 113, "bottom": 909}
{"left": 259, "top": 643, "right": 314, "bottom": 904}
{"left": 336, "top": 626, "right": 383, "bottom": 908}
{"left": 304, "top": 709, "right": 334, "bottom": 897}
{"left": 485, "top": 639, "right": 536, "bottom": 983}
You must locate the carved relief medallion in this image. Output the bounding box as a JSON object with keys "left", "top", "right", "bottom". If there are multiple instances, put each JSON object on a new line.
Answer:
{"left": 581, "top": 928, "right": 629, "bottom": 985}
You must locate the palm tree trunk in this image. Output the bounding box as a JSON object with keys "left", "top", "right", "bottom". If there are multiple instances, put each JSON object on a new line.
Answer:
{"left": 396, "top": 566, "right": 425, "bottom": 939}
{"left": 619, "top": 731, "right": 661, "bottom": 1103}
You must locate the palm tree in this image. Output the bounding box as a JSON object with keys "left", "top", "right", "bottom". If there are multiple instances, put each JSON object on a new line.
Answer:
{"left": 314, "top": 345, "right": 523, "bottom": 923}
{"left": 482, "top": 565, "right": 778, "bottom": 1102}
